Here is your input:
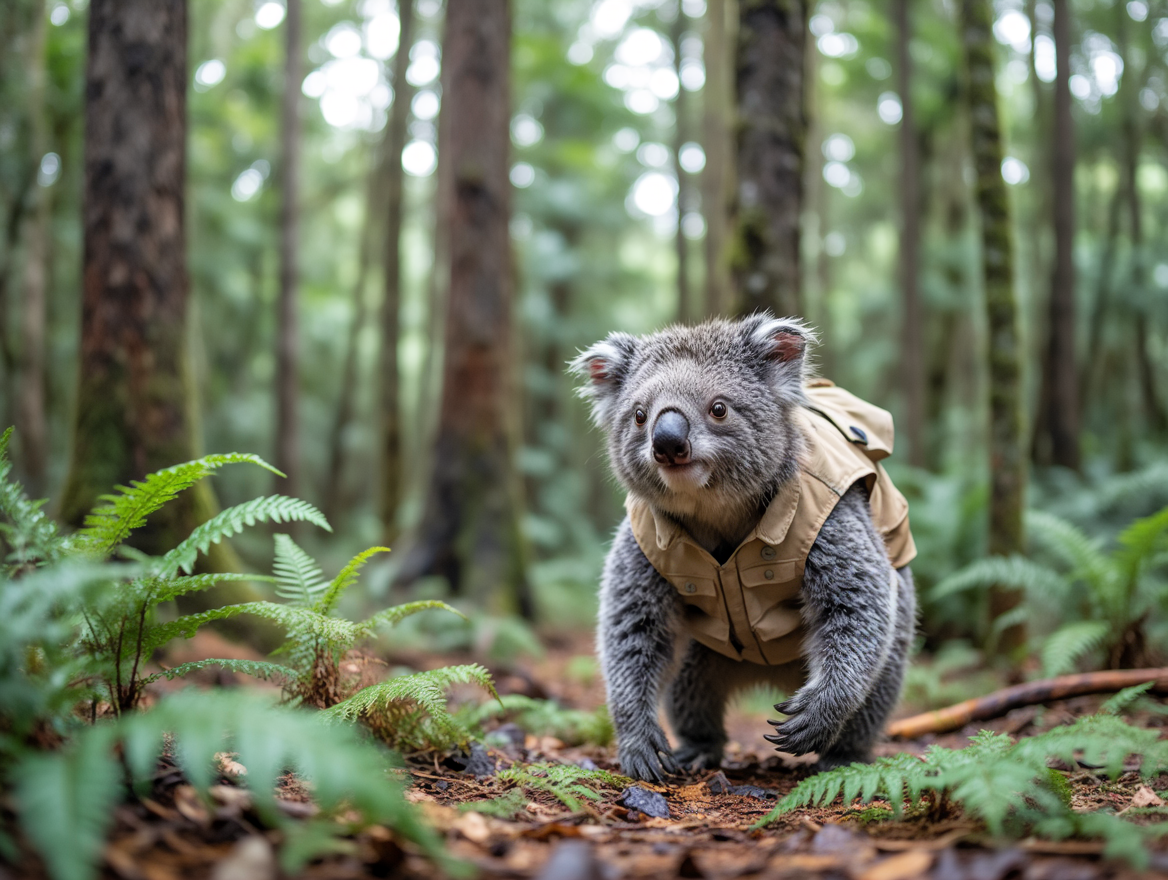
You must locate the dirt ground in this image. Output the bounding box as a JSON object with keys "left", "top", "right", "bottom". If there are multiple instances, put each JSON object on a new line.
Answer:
{"left": 10, "top": 630, "right": 1168, "bottom": 880}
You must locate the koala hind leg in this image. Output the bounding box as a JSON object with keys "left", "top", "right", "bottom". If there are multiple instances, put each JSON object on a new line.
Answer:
{"left": 816, "top": 567, "right": 917, "bottom": 769}
{"left": 666, "top": 640, "right": 738, "bottom": 770}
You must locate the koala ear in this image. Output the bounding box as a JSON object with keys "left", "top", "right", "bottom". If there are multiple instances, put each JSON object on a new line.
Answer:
{"left": 569, "top": 333, "right": 638, "bottom": 427}
{"left": 745, "top": 314, "right": 817, "bottom": 396}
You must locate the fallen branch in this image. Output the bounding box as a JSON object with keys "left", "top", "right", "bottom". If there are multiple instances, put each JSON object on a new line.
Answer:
{"left": 887, "top": 668, "right": 1168, "bottom": 739}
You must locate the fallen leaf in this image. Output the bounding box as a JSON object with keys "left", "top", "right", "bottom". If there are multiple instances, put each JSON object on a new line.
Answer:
{"left": 859, "top": 850, "right": 934, "bottom": 880}
{"left": 1118, "top": 784, "right": 1164, "bottom": 814}
{"left": 454, "top": 809, "right": 491, "bottom": 844}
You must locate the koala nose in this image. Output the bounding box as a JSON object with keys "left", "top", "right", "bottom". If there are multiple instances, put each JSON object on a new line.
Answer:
{"left": 652, "top": 410, "right": 691, "bottom": 465}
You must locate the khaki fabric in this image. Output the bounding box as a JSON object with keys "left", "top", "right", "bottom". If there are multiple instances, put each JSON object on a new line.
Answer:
{"left": 626, "top": 382, "right": 916, "bottom": 666}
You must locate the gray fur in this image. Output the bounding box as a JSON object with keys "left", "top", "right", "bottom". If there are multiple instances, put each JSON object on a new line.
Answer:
{"left": 575, "top": 315, "right": 916, "bottom": 781}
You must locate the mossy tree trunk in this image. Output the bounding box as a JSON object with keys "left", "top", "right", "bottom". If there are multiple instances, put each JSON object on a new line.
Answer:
{"left": 731, "top": 0, "right": 805, "bottom": 318}
{"left": 895, "top": 0, "right": 925, "bottom": 468}
{"left": 701, "top": 0, "right": 732, "bottom": 317}
{"left": 1034, "top": 0, "right": 1080, "bottom": 470}
{"left": 275, "top": 0, "right": 302, "bottom": 502}
{"left": 961, "top": 0, "right": 1027, "bottom": 652}
{"left": 60, "top": 0, "right": 272, "bottom": 645}
{"left": 396, "top": 0, "right": 533, "bottom": 618}
{"left": 378, "top": 0, "right": 415, "bottom": 541}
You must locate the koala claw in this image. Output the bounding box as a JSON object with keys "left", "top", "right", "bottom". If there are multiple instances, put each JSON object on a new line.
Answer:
{"left": 619, "top": 728, "right": 680, "bottom": 783}
{"left": 672, "top": 742, "right": 724, "bottom": 772}
{"left": 764, "top": 708, "right": 837, "bottom": 757}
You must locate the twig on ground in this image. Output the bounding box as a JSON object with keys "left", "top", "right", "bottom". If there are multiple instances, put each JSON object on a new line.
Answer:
{"left": 887, "top": 668, "right": 1168, "bottom": 738}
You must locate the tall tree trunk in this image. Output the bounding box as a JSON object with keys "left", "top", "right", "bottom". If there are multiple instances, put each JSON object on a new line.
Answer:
{"left": 895, "top": 0, "right": 925, "bottom": 468}
{"left": 275, "top": 0, "right": 302, "bottom": 500}
{"left": 731, "top": 0, "right": 805, "bottom": 318}
{"left": 1116, "top": 6, "right": 1163, "bottom": 433}
{"left": 961, "top": 0, "right": 1027, "bottom": 651}
{"left": 1035, "top": 0, "right": 1080, "bottom": 470}
{"left": 672, "top": 6, "right": 693, "bottom": 323}
{"left": 379, "top": 0, "right": 416, "bottom": 540}
{"left": 701, "top": 0, "right": 732, "bottom": 316}
{"left": 60, "top": 0, "right": 271, "bottom": 645}
{"left": 1082, "top": 186, "right": 1121, "bottom": 403}
{"left": 396, "top": 0, "right": 532, "bottom": 618}
{"left": 16, "top": 0, "right": 49, "bottom": 494}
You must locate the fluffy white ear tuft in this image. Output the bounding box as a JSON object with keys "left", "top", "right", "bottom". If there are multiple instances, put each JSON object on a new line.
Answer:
{"left": 745, "top": 314, "right": 817, "bottom": 396}
{"left": 568, "top": 333, "right": 638, "bottom": 427}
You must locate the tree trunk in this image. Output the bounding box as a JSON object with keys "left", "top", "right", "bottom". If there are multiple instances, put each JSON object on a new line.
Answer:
{"left": 961, "top": 0, "right": 1027, "bottom": 651}
{"left": 60, "top": 0, "right": 272, "bottom": 645}
{"left": 396, "top": 0, "right": 532, "bottom": 618}
{"left": 895, "top": 0, "right": 925, "bottom": 468}
{"left": 701, "top": 0, "right": 732, "bottom": 317}
{"left": 731, "top": 0, "right": 805, "bottom": 318}
{"left": 1082, "top": 185, "right": 1121, "bottom": 403}
{"left": 1034, "top": 0, "right": 1080, "bottom": 470}
{"left": 275, "top": 0, "right": 302, "bottom": 500}
{"left": 379, "top": 0, "right": 415, "bottom": 541}
{"left": 16, "top": 0, "right": 49, "bottom": 494}
{"left": 672, "top": 6, "right": 693, "bottom": 323}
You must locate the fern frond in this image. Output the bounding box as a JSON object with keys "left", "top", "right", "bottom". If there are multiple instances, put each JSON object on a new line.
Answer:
{"left": 1040, "top": 620, "right": 1110, "bottom": 677}
{"left": 79, "top": 454, "right": 284, "bottom": 556}
{"left": 315, "top": 546, "right": 391, "bottom": 615}
{"left": 362, "top": 600, "right": 467, "bottom": 632}
{"left": 272, "top": 534, "right": 329, "bottom": 606}
{"left": 142, "top": 602, "right": 360, "bottom": 655}
{"left": 0, "top": 427, "right": 65, "bottom": 569}
{"left": 1100, "top": 682, "right": 1156, "bottom": 715}
{"left": 159, "top": 496, "right": 330, "bottom": 577}
{"left": 14, "top": 726, "right": 121, "bottom": 880}
{"left": 1027, "top": 511, "right": 1110, "bottom": 586}
{"left": 325, "top": 664, "right": 498, "bottom": 750}
{"left": 931, "top": 556, "right": 1066, "bottom": 603}
{"left": 496, "top": 762, "right": 627, "bottom": 811}
{"left": 142, "top": 658, "right": 298, "bottom": 687}
{"left": 1113, "top": 506, "right": 1168, "bottom": 598}
{"left": 466, "top": 694, "right": 614, "bottom": 746}
{"left": 128, "top": 572, "right": 276, "bottom": 606}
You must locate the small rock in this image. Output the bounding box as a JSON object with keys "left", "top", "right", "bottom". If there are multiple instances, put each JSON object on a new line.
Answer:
{"left": 706, "top": 771, "right": 733, "bottom": 795}
{"left": 619, "top": 785, "right": 670, "bottom": 819}
{"left": 434, "top": 780, "right": 450, "bottom": 792}
{"left": 460, "top": 743, "right": 497, "bottom": 777}
{"left": 729, "top": 783, "right": 776, "bottom": 800}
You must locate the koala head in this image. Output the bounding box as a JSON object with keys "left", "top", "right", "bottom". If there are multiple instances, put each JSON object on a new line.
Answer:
{"left": 570, "top": 314, "right": 816, "bottom": 524}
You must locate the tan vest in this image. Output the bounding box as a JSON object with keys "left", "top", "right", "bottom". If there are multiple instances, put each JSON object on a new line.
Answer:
{"left": 627, "top": 382, "right": 916, "bottom": 666}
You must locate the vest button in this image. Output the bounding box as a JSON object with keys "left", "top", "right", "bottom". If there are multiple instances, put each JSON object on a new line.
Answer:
{"left": 684, "top": 582, "right": 697, "bottom": 594}
{"left": 760, "top": 545, "right": 777, "bottom": 560}
{"left": 764, "top": 569, "right": 774, "bottom": 580}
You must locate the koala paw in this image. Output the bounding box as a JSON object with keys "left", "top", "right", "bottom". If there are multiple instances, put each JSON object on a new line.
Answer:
{"left": 672, "top": 741, "right": 724, "bottom": 772}
{"left": 619, "top": 726, "right": 680, "bottom": 783}
{"left": 764, "top": 692, "right": 846, "bottom": 757}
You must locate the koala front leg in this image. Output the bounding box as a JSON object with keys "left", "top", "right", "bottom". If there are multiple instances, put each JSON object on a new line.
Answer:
{"left": 599, "top": 520, "right": 683, "bottom": 783}
{"left": 766, "top": 484, "right": 897, "bottom": 758}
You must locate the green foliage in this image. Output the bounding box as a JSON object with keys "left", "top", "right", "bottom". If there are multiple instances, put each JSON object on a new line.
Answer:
{"left": 272, "top": 532, "right": 329, "bottom": 604}
{"left": 1100, "top": 682, "right": 1157, "bottom": 715}
{"left": 933, "top": 507, "right": 1168, "bottom": 673}
{"left": 0, "top": 428, "right": 66, "bottom": 571}
{"left": 459, "top": 789, "right": 529, "bottom": 819}
{"left": 470, "top": 693, "right": 614, "bottom": 747}
{"left": 754, "top": 714, "right": 1168, "bottom": 866}
{"left": 496, "top": 762, "right": 630, "bottom": 812}
{"left": 326, "top": 664, "right": 500, "bottom": 751}
{"left": 13, "top": 690, "right": 455, "bottom": 880}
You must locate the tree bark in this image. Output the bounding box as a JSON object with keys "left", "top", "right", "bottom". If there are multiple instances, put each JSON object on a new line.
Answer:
{"left": 379, "top": 0, "right": 415, "bottom": 541}
{"left": 731, "top": 0, "right": 805, "bottom": 318}
{"left": 1035, "top": 0, "right": 1080, "bottom": 470}
{"left": 396, "top": 0, "right": 532, "bottom": 618}
{"left": 895, "top": 0, "right": 925, "bottom": 468}
{"left": 961, "top": 0, "right": 1027, "bottom": 651}
{"left": 60, "top": 0, "right": 271, "bottom": 645}
{"left": 275, "top": 0, "right": 302, "bottom": 500}
{"left": 672, "top": 6, "right": 693, "bottom": 323}
{"left": 16, "top": 0, "right": 49, "bottom": 494}
{"left": 701, "top": 0, "right": 732, "bottom": 316}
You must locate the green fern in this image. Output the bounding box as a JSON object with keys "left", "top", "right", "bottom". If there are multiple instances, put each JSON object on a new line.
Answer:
{"left": 495, "top": 762, "right": 630, "bottom": 812}
{"left": 272, "top": 534, "right": 329, "bottom": 605}
{"left": 931, "top": 555, "right": 1066, "bottom": 603}
{"left": 467, "top": 694, "right": 614, "bottom": 746}
{"left": 142, "top": 658, "right": 298, "bottom": 687}
{"left": 0, "top": 428, "right": 66, "bottom": 571}
{"left": 1100, "top": 682, "right": 1156, "bottom": 715}
{"left": 325, "top": 664, "right": 500, "bottom": 751}
{"left": 78, "top": 453, "right": 285, "bottom": 557}
{"left": 315, "top": 545, "right": 391, "bottom": 615}
{"left": 1040, "top": 620, "right": 1111, "bottom": 676}
{"left": 754, "top": 714, "right": 1168, "bottom": 866}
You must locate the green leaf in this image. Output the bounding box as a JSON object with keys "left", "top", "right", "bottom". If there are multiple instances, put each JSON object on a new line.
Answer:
{"left": 1039, "top": 620, "right": 1110, "bottom": 677}
{"left": 141, "top": 658, "right": 298, "bottom": 687}
{"left": 272, "top": 534, "right": 328, "bottom": 606}
{"left": 142, "top": 602, "right": 360, "bottom": 655}
{"left": 362, "top": 600, "right": 467, "bottom": 632}
{"left": 931, "top": 555, "right": 1066, "bottom": 603}
{"left": 1100, "top": 682, "right": 1156, "bottom": 716}
{"left": 315, "top": 546, "right": 391, "bottom": 615}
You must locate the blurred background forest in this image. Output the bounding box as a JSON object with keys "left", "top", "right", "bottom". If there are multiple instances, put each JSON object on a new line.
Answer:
{"left": 2, "top": 0, "right": 1168, "bottom": 674}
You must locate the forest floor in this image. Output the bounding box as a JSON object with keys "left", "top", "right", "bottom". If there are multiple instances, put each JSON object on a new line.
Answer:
{"left": 24, "top": 631, "right": 1168, "bottom": 880}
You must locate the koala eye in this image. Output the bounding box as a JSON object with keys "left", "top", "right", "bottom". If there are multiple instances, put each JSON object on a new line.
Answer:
{"left": 710, "top": 402, "right": 728, "bottom": 420}
{"left": 634, "top": 408, "right": 647, "bottom": 426}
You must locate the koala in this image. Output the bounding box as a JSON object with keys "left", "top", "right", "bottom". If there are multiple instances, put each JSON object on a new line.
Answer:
{"left": 570, "top": 314, "right": 917, "bottom": 783}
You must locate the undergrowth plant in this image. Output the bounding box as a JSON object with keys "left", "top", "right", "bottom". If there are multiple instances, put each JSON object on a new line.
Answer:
{"left": 933, "top": 507, "right": 1168, "bottom": 673}
{"left": 494, "top": 762, "right": 630, "bottom": 812}
{"left": 754, "top": 713, "right": 1168, "bottom": 867}
{"left": 467, "top": 693, "right": 614, "bottom": 747}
